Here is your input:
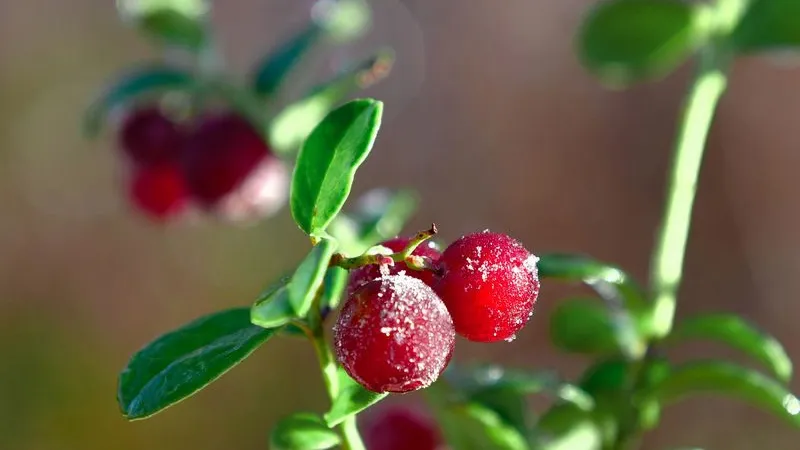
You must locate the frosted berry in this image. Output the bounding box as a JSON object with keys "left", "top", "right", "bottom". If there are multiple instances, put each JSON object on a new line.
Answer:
{"left": 183, "top": 112, "right": 286, "bottom": 215}
{"left": 118, "top": 106, "right": 183, "bottom": 165}
{"left": 347, "top": 238, "right": 441, "bottom": 295}
{"left": 334, "top": 274, "right": 455, "bottom": 393}
{"left": 128, "top": 164, "right": 188, "bottom": 220}
{"left": 435, "top": 231, "right": 539, "bottom": 342}
{"left": 363, "top": 406, "right": 442, "bottom": 450}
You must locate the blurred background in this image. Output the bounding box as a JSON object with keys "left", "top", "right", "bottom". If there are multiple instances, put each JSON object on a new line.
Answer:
{"left": 1, "top": 0, "right": 800, "bottom": 449}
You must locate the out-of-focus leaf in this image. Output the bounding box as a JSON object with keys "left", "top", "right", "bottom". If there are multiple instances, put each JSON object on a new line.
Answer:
{"left": 311, "top": 0, "right": 371, "bottom": 42}
{"left": 653, "top": 361, "right": 800, "bottom": 427}
{"left": 252, "top": 24, "right": 323, "bottom": 97}
{"left": 118, "top": 0, "right": 209, "bottom": 50}
{"left": 549, "top": 297, "right": 625, "bottom": 355}
{"left": 84, "top": 65, "right": 193, "bottom": 137}
{"left": 669, "top": 313, "right": 792, "bottom": 383}
{"left": 270, "top": 413, "right": 340, "bottom": 450}
{"left": 536, "top": 403, "right": 603, "bottom": 450}
{"left": 577, "top": 0, "right": 703, "bottom": 85}
{"left": 324, "top": 369, "right": 388, "bottom": 427}
{"left": 733, "top": 0, "right": 800, "bottom": 53}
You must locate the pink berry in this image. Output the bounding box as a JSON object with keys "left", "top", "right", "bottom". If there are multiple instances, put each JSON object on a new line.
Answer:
{"left": 118, "top": 106, "right": 183, "bottom": 166}
{"left": 182, "top": 112, "right": 284, "bottom": 212}
{"left": 363, "top": 406, "right": 442, "bottom": 450}
{"left": 347, "top": 238, "right": 441, "bottom": 296}
{"left": 435, "top": 231, "right": 539, "bottom": 342}
{"left": 128, "top": 164, "right": 188, "bottom": 220}
{"left": 334, "top": 274, "right": 455, "bottom": 393}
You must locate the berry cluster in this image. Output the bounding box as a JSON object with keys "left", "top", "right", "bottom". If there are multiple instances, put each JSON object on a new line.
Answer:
{"left": 118, "top": 106, "right": 287, "bottom": 222}
{"left": 334, "top": 231, "right": 540, "bottom": 393}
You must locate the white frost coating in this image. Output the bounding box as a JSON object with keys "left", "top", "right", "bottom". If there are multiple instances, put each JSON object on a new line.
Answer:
{"left": 523, "top": 253, "right": 540, "bottom": 279}
{"left": 333, "top": 274, "right": 455, "bottom": 393}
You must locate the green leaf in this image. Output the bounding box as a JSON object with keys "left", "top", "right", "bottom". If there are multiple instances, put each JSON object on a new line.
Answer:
{"left": 251, "top": 277, "right": 294, "bottom": 329}
{"left": 578, "top": 0, "right": 702, "bottom": 84}
{"left": 290, "top": 99, "right": 383, "bottom": 235}
{"left": 733, "top": 0, "right": 800, "bottom": 52}
{"left": 536, "top": 402, "right": 604, "bottom": 450}
{"left": 268, "top": 51, "right": 393, "bottom": 154}
{"left": 253, "top": 24, "right": 323, "bottom": 97}
{"left": 312, "top": 0, "right": 372, "bottom": 42}
{"left": 270, "top": 413, "right": 340, "bottom": 450}
{"left": 118, "top": 0, "right": 209, "bottom": 50}
{"left": 578, "top": 358, "right": 629, "bottom": 395}
{"left": 653, "top": 361, "right": 800, "bottom": 427}
{"left": 538, "top": 253, "right": 648, "bottom": 357}
{"left": 118, "top": 308, "right": 276, "bottom": 420}
{"left": 438, "top": 403, "right": 529, "bottom": 450}
{"left": 288, "top": 238, "right": 338, "bottom": 317}
{"left": 444, "top": 365, "right": 594, "bottom": 412}
{"left": 550, "top": 298, "right": 621, "bottom": 355}
{"left": 320, "top": 267, "right": 349, "bottom": 311}
{"left": 324, "top": 371, "right": 388, "bottom": 427}
{"left": 84, "top": 65, "right": 194, "bottom": 137}
{"left": 669, "top": 313, "right": 792, "bottom": 383}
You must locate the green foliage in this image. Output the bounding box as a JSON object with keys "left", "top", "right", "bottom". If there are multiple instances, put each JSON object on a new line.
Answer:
{"left": 733, "top": 0, "right": 800, "bottom": 52}
{"left": 253, "top": 24, "right": 323, "bottom": 98}
{"left": 118, "top": 0, "right": 209, "bottom": 50}
{"left": 669, "top": 313, "right": 792, "bottom": 382}
{"left": 290, "top": 99, "right": 383, "bottom": 236}
{"left": 118, "top": 308, "right": 277, "bottom": 420}
{"left": 578, "top": 0, "right": 703, "bottom": 84}
{"left": 288, "top": 238, "right": 338, "bottom": 317}
{"left": 251, "top": 277, "right": 295, "bottom": 329}
{"left": 83, "top": 65, "right": 193, "bottom": 137}
{"left": 653, "top": 361, "right": 800, "bottom": 426}
{"left": 324, "top": 369, "right": 388, "bottom": 427}
{"left": 269, "top": 52, "right": 393, "bottom": 154}
{"left": 270, "top": 413, "right": 341, "bottom": 450}
{"left": 549, "top": 298, "right": 620, "bottom": 355}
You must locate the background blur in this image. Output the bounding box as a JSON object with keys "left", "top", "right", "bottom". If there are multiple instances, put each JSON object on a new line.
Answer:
{"left": 1, "top": 1, "right": 800, "bottom": 449}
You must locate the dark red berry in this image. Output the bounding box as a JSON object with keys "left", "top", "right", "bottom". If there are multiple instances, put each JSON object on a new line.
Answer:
{"left": 435, "top": 231, "right": 539, "bottom": 342}
{"left": 183, "top": 112, "right": 283, "bottom": 210}
{"left": 334, "top": 274, "right": 455, "bottom": 393}
{"left": 363, "top": 406, "right": 442, "bottom": 450}
{"left": 128, "top": 164, "right": 188, "bottom": 220}
{"left": 347, "top": 238, "right": 441, "bottom": 295}
{"left": 119, "top": 107, "right": 183, "bottom": 165}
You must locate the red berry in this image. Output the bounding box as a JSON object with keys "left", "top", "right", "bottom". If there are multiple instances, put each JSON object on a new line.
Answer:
{"left": 435, "top": 231, "right": 539, "bottom": 342}
{"left": 128, "top": 164, "right": 189, "bottom": 220}
{"left": 183, "top": 113, "right": 283, "bottom": 210}
{"left": 334, "top": 274, "right": 455, "bottom": 393}
{"left": 363, "top": 406, "right": 442, "bottom": 450}
{"left": 347, "top": 238, "right": 441, "bottom": 295}
{"left": 119, "top": 107, "right": 183, "bottom": 165}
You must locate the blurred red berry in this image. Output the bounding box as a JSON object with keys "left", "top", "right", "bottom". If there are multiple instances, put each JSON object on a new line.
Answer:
{"left": 128, "top": 164, "right": 189, "bottom": 220}
{"left": 347, "top": 238, "right": 441, "bottom": 296}
{"left": 334, "top": 274, "right": 455, "bottom": 393}
{"left": 182, "top": 113, "right": 285, "bottom": 215}
{"left": 363, "top": 406, "right": 442, "bottom": 450}
{"left": 435, "top": 231, "right": 539, "bottom": 342}
{"left": 118, "top": 106, "right": 183, "bottom": 166}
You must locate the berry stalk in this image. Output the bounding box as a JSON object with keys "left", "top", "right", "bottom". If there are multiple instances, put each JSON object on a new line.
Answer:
{"left": 330, "top": 224, "right": 438, "bottom": 271}
{"left": 309, "top": 301, "right": 366, "bottom": 450}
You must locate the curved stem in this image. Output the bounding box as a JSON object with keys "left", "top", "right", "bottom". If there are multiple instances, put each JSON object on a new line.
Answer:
{"left": 647, "top": 48, "right": 729, "bottom": 339}
{"left": 311, "top": 325, "right": 366, "bottom": 450}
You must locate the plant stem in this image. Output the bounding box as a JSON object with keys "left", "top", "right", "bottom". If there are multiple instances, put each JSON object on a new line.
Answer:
{"left": 647, "top": 48, "right": 728, "bottom": 339}
{"left": 330, "top": 223, "right": 438, "bottom": 271}
{"left": 311, "top": 326, "right": 366, "bottom": 450}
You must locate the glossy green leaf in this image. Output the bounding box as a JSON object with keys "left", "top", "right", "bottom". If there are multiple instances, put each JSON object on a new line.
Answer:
{"left": 290, "top": 99, "right": 383, "bottom": 235}
{"left": 251, "top": 277, "right": 294, "bottom": 329}
{"left": 578, "top": 0, "right": 701, "bottom": 84}
{"left": 444, "top": 364, "right": 595, "bottom": 412}
{"left": 268, "top": 51, "right": 393, "bottom": 154}
{"left": 270, "top": 413, "right": 340, "bottom": 450}
{"left": 118, "top": 308, "right": 276, "bottom": 420}
{"left": 550, "top": 298, "right": 621, "bottom": 355}
{"left": 653, "top": 361, "right": 800, "bottom": 427}
{"left": 733, "top": 0, "right": 800, "bottom": 52}
{"left": 324, "top": 372, "right": 388, "bottom": 427}
{"left": 84, "top": 65, "right": 193, "bottom": 137}
{"left": 253, "top": 24, "right": 323, "bottom": 97}
{"left": 288, "top": 238, "right": 338, "bottom": 317}
{"left": 320, "top": 267, "right": 349, "bottom": 311}
{"left": 669, "top": 313, "right": 792, "bottom": 383}
{"left": 538, "top": 253, "right": 647, "bottom": 356}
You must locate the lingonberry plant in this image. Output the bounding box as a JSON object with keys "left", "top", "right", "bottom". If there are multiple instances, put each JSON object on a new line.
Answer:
{"left": 92, "top": 1, "right": 800, "bottom": 449}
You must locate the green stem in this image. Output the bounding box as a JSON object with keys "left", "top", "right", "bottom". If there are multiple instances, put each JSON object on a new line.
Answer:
{"left": 311, "top": 327, "right": 366, "bottom": 450}
{"left": 647, "top": 48, "right": 728, "bottom": 339}
{"left": 331, "top": 224, "right": 438, "bottom": 271}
